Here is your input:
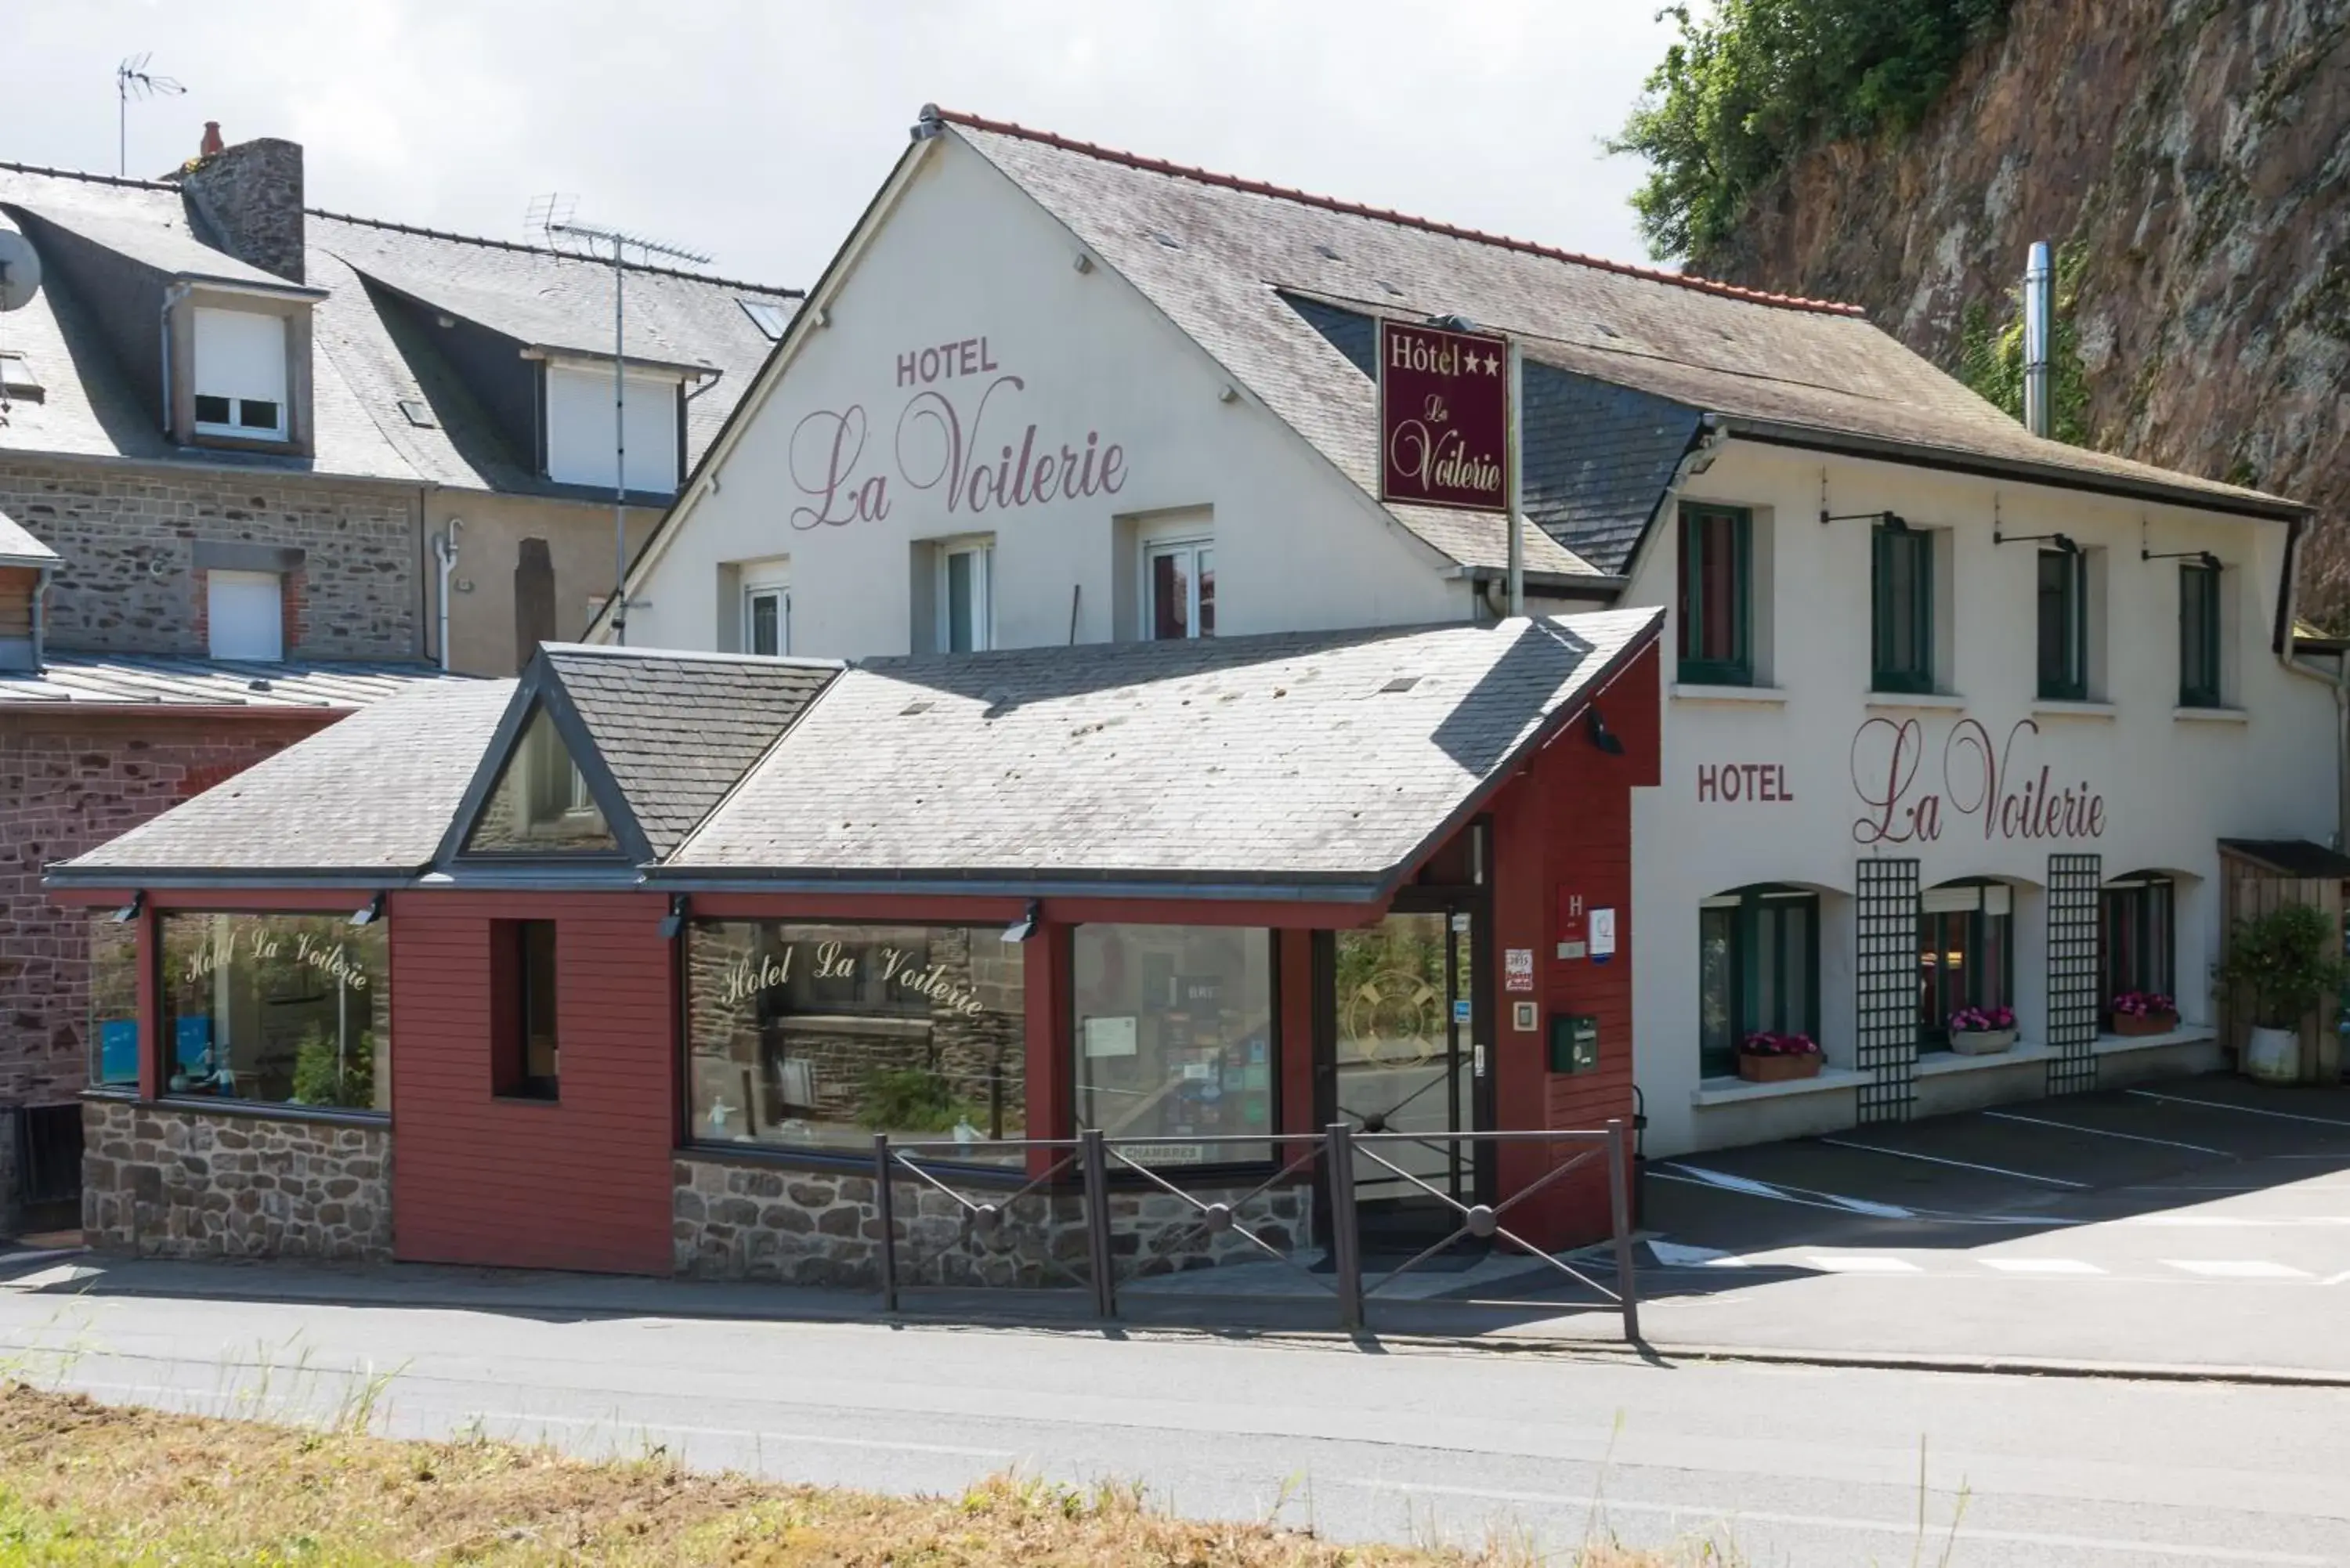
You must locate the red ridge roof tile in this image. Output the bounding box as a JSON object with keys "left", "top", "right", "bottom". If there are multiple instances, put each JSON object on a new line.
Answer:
{"left": 928, "top": 108, "right": 1869, "bottom": 320}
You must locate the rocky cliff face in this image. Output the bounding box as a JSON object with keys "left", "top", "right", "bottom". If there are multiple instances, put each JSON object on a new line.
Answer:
{"left": 1697, "top": 0, "right": 2350, "bottom": 621}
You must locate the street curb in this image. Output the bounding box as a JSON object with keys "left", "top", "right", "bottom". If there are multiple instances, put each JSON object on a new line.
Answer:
{"left": 13, "top": 1255, "right": 2350, "bottom": 1390}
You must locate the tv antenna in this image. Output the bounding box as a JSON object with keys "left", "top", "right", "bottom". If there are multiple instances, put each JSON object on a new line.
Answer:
{"left": 0, "top": 226, "right": 42, "bottom": 425}
{"left": 543, "top": 212, "right": 710, "bottom": 645}
{"left": 116, "top": 54, "right": 186, "bottom": 177}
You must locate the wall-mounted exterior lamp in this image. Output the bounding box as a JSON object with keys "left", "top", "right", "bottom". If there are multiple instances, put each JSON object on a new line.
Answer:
{"left": 658, "top": 893, "right": 690, "bottom": 941}
{"left": 1001, "top": 899, "right": 1041, "bottom": 945}
{"left": 1585, "top": 708, "right": 1625, "bottom": 757}
{"left": 349, "top": 892, "right": 385, "bottom": 927}
{"left": 110, "top": 891, "right": 144, "bottom": 923}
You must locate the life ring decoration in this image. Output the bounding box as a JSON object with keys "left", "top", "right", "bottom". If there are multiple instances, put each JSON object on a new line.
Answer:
{"left": 1341, "top": 970, "right": 1444, "bottom": 1066}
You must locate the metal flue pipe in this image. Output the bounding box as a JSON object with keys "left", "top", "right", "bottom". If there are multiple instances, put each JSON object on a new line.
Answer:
{"left": 2023, "top": 240, "right": 2053, "bottom": 438}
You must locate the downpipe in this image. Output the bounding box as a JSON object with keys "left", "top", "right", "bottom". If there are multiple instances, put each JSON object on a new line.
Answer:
{"left": 432, "top": 518, "right": 462, "bottom": 672}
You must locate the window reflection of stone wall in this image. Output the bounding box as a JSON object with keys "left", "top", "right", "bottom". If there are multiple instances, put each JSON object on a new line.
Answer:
{"left": 685, "top": 922, "right": 1027, "bottom": 1154}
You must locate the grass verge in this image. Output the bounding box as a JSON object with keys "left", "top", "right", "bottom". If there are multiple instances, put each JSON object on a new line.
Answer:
{"left": 0, "top": 1382, "right": 1705, "bottom": 1566}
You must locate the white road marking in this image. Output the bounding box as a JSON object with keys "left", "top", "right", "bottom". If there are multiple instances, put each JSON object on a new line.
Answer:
{"left": 1815, "top": 1136, "right": 2088, "bottom": 1188}
{"left": 2122, "top": 1215, "right": 2350, "bottom": 1227}
{"left": 60, "top": 1375, "right": 1018, "bottom": 1459}
{"left": 1979, "top": 1257, "right": 2106, "bottom": 1275}
{"left": 1340, "top": 1477, "right": 2334, "bottom": 1564}
{"left": 2323, "top": 1271, "right": 2350, "bottom": 1286}
{"left": 2128, "top": 1091, "right": 2350, "bottom": 1129}
{"left": 1646, "top": 1165, "right": 2077, "bottom": 1227}
{"left": 2161, "top": 1259, "right": 2311, "bottom": 1280}
{"left": 1982, "top": 1108, "right": 2231, "bottom": 1156}
{"left": 1647, "top": 1241, "right": 1742, "bottom": 1267}
{"left": 1802, "top": 1255, "right": 1922, "bottom": 1274}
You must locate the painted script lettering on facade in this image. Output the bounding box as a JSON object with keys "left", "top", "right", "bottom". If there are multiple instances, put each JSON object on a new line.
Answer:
{"left": 1851, "top": 716, "right": 2107, "bottom": 846}
{"left": 1696, "top": 762, "right": 1795, "bottom": 804}
{"left": 786, "top": 338, "right": 1127, "bottom": 530}
{"left": 720, "top": 938, "right": 988, "bottom": 1017}
{"left": 182, "top": 927, "right": 371, "bottom": 990}
{"left": 1377, "top": 320, "right": 1509, "bottom": 513}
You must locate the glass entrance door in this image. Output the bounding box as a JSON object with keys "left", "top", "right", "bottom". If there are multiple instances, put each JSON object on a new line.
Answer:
{"left": 1329, "top": 908, "right": 1483, "bottom": 1230}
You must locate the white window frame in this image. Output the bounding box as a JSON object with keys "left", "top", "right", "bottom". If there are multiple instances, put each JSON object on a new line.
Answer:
{"left": 935, "top": 540, "right": 993, "bottom": 653}
{"left": 743, "top": 580, "right": 791, "bottom": 658}
{"left": 204, "top": 569, "right": 284, "bottom": 662}
{"left": 1142, "top": 537, "right": 1213, "bottom": 641}
{"left": 191, "top": 306, "right": 289, "bottom": 440}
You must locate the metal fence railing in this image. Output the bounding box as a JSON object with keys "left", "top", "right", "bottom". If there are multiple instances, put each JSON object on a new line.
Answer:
{"left": 869, "top": 1120, "right": 1640, "bottom": 1341}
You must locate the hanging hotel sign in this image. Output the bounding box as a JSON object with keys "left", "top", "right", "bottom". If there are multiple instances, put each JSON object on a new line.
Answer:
{"left": 1377, "top": 320, "right": 1510, "bottom": 513}
{"left": 1851, "top": 716, "right": 2106, "bottom": 845}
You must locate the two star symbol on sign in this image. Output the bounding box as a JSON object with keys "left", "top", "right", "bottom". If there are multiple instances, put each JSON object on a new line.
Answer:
{"left": 1463, "top": 350, "right": 1501, "bottom": 376}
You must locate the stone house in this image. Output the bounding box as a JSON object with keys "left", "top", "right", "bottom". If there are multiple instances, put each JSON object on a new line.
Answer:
{"left": 0, "top": 128, "right": 797, "bottom": 1227}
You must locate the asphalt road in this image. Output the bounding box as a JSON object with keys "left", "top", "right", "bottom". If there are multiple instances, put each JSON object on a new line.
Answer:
{"left": 2, "top": 1287, "right": 2343, "bottom": 1566}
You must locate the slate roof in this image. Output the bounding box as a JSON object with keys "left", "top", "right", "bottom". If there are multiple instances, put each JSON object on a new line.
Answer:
{"left": 0, "top": 505, "right": 59, "bottom": 568}
{"left": 0, "top": 160, "right": 798, "bottom": 494}
{"left": 538, "top": 645, "right": 839, "bottom": 856}
{"left": 0, "top": 653, "right": 462, "bottom": 710}
{"left": 935, "top": 110, "right": 2303, "bottom": 580}
{"left": 52, "top": 676, "right": 515, "bottom": 878}
{"left": 670, "top": 608, "right": 1658, "bottom": 890}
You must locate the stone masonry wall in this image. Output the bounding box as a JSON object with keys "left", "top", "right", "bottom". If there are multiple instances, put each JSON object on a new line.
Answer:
{"left": 0, "top": 459, "right": 418, "bottom": 659}
{"left": 673, "top": 1153, "right": 1314, "bottom": 1288}
{"left": 0, "top": 717, "right": 323, "bottom": 1112}
{"left": 81, "top": 1098, "right": 391, "bottom": 1262}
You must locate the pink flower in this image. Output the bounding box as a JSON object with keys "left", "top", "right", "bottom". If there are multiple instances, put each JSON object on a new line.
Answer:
{"left": 1739, "top": 1031, "right": 1820, "bottom": 1057}
{"left": 2112, "top": 992, "right": 2175, "bottom": 1017}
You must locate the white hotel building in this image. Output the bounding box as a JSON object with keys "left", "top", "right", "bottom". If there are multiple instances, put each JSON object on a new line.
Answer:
{"left": 595, "top": 107, "right": 2341, "bottom": 1156}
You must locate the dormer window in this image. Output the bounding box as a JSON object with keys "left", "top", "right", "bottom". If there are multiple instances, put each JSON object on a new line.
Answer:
{"left": 192, "top": 306, "right": 289, "bottom": 439}
{"left": 461, "top": 704, "right": 617, "bottom": 854}
{"left": 544, "top": 361, "right": 682, "bottom": 495}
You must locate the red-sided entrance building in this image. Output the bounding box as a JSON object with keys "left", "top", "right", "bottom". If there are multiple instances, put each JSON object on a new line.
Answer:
{"left": 54, "top": 612, "right": 1658, "bottom": 1280}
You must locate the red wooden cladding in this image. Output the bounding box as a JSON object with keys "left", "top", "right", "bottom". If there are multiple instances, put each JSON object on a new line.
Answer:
{"left": 388, "top": 890, "right": 678, "bottom": 1275}
{"left": 1485, "top": 642, "right": 1658, "bottom": 1248}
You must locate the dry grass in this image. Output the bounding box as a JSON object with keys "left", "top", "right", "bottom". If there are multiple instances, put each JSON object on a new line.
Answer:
{"left": 0, "top": 1382, "right": 1705, "bottom": 1566}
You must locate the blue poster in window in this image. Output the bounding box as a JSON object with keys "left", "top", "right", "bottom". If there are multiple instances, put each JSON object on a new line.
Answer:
{"left": 174, "top": 1015, "right": 214, "bottom": 1070}
{"left": 99, "top": 1019, "right": 138, "bottom": 1082}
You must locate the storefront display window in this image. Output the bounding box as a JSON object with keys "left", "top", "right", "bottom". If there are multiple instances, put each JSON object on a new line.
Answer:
{"left": 686, "top": 922, "right": 1026, "bottom": 1164}
{"left": 1918, "top": 881, "right": 2012, "bottom": 1049}
{"left": 1073, "top": 924, "right": 1274, "bottom": 1165}
{"left": 88, "top": 913, "right": 141, "bottom": 1089}
{"left": 1698, "top": 886, "right": 1818, "bottom": 1078}
{"left": 157, "top": 913, "right": 389, "bottom": 1111}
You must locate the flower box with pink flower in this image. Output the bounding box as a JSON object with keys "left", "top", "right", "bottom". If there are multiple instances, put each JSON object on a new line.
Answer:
{"left": 1736, "top": 1031, "right": 1822, "bottom": 1082}
{"left": 1949, "top": 1006, "right": 2016, "bottom": 1055}
{"left": 2107, "top": 992, "right": 2177, "bottom": 1037}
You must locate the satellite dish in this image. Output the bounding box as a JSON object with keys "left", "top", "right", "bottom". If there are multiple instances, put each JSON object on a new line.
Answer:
{"left": 0, "top": 229, "right": 43, "bottom": 313}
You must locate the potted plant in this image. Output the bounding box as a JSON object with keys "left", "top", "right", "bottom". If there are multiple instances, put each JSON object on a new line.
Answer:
{"left": 1949, "top": 1005, "right": 2016, "bottom": 1055}
{"left": 2217, "top": 903, "right": 2348, "bottom": 1085}
{"left": 1737, "top": 1031, "right": 1822, "bottom": 1083}
{"left": 2108, "top": 991, "right": 2178, "bottom": 1038}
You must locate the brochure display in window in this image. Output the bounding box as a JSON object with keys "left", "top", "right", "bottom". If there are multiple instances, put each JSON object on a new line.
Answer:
{"left": 157, "top": 913, "right": 389, "bottom": 1111}
{"left": 1073, "top": 924, "right": 1275, "bottom": 1165}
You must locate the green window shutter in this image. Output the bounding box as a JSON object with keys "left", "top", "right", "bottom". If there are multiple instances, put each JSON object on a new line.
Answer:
{"left": 2179, "top": 563, "right": 2222, "bottom": 706}
{"left": 1872, "top": 525, "right": 1932, "bottom": 693}
{"left": 1677, "top": 504, "right": 1752, "bottom": 686}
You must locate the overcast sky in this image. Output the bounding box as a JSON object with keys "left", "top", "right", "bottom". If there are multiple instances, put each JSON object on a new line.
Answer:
{"left": 9, "top": 2, "right": 1679, "bottom": 287}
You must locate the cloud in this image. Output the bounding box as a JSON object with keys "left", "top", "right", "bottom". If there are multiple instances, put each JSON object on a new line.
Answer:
{"left": 7, "top": 0, "right": 1677, "bottom": 286}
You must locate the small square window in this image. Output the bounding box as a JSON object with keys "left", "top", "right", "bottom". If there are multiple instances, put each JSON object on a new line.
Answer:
{"left": 1145, "top": 539, "right": 1214, "bottom": 640}
{"left": 237, "top": 399, "right": 282, "bottom": 432}
{"left": 737, "top": 298, "right": 790, "bottom": 341}
{"left": 193, "top": 393, "right": 233, "bottom": 425}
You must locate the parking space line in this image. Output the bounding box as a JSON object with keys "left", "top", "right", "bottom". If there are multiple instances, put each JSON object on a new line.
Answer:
{"left": 2127, "top": 1091, "right": 2350, "bottom": 1129}
{"left": 2162, "top": 1259, "right": 2310, "bottom": 1280}
{"left": 1802, "top": 1254, "right": 1923, "bottom": 1273}
{"left": 1980, "top": 1257, "right": 2105, "bottom": 1275}
{"left": 1981, "top": 1108, "right": 2230, "bottom": 1157}
{"left": 1814, "top": 1137, "right": 2088, "bottom": 1188}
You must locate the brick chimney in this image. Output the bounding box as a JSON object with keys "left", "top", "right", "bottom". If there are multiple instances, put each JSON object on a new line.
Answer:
{"left": 172, "top": 132, "right": 306, "bottom": 284}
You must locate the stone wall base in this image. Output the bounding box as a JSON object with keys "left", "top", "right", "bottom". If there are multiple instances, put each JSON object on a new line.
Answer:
{"left": 672, "top": 1154, "right": 1314, "bottom": 1288}
{"left": 81, "top": 1099, "right": 392, "bottom": 1263}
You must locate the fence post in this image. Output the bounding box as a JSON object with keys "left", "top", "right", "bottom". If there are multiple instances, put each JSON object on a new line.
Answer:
{"left": 1325, "top": 1122, "right": 1364, "bottom": 1333}
{"left": 873, "top": 1133, "right": 898, "bottom": 1314}
{"left": 1081, "top": 1129, "right": 1117, "bottom": 1321}
{"left": 1606, "top": 1118, "right": 1640, "bottom": 1342}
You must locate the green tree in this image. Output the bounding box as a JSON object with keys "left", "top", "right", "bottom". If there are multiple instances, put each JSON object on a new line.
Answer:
{"left": 1612, "top": 0, "right": 2012, "bottom": 261}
